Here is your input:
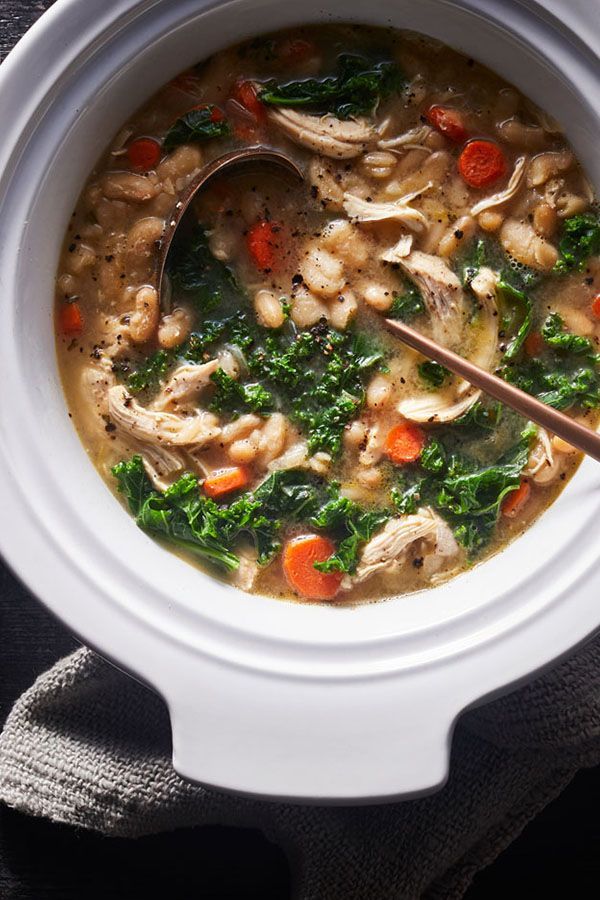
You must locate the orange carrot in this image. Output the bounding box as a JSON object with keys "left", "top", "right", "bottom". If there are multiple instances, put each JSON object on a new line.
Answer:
{"left": 276, "top": 38, "right": 316, "bottom": 64}
{"left": 282, "top": 534, "right": 342, "bottom": 600}
{"left": 524, "top": 330, "right": 544, "bottom": 357}
{"left": 426, "top": 105, "right": 468, "bottom": 143}
{"left": 501, "top": 479, "right": 531, "bottom": 518}
{"left": 384, "top": 422, "right": 427, "bottom": 465}
{"left": 458, "top": 139, "right": 506, "bottom": 188}
{"left": 591, "top": 294, "right": 600, "bottom": 320}
{"left": 246, "top": 219, "right": 285, "bottom": 271}
{"left": 232, "top": 79, "right": 266, "bottom": 123}
{"left": 59, "top": 301, "right": 84, "bottom": 337}
{"left": 203, "top": 466, "right": 250, "bottom": 499}
{"left": 127, "top": 137, "right": 161, "bottom": 171}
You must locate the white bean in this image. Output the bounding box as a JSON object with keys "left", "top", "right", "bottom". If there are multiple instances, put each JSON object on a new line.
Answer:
{"left": 129, "top": 285, "right": 159, "bottom": 343}
{"left": 158, "top": 307, "right": 192, "bottom": 349}
{"left": 290, "top": 289, "right": 328, "bottom": 327}
{"left": 301, "top": 246, "right": 345, "bottom": 299}
{"left": 362, "top": 283, "right": 393, "bottom": 312}
{"left": 101, "top": 172, "right": 158, "bottom": 203}
{"left": 327, "top": 290, "right": 358, "bottom": 330}
{"left": 366, "top": 374, "right": 392, "bottom": 410}
{"left": 254, "top": 289, "right": 286, "bottom": 329}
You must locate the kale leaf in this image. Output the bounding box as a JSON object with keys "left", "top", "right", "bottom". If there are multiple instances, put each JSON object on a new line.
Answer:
{"left": 554, "top": 213, "right": 600, "bottom": 274}
{"left": 388, "top": 282, "right": 425, "bottom": 321}
{"left": 419, "top": 360, "right": 449, "bottom": 388}
{"left": 497, "top": 280, "right": 533, "bottom": 361}
{"left": 502, "top": 359, "right": 600, "bottom": 410}
{"left": 312, "top": 496, "right": 389, "bottom": 575}
{"left": 259, "top": 54, "right": 405, "bottom": 119}
{"left": 167, "top": 226, "right": 242, "bottom": 312}
{"left": 164, "top": 105, "right": 230, "bottom": 151}
{"left": 454, "top": 400, "right": 503, "bottom": 433}
{"left": 209, "top": 368, "right": 274, "bottom": 417}
{"left": 542, "top": 312, "right": 599, "bottom": 360}
{"left": 391, "top": 428, "right": 535, "bottom": 554}
{"left": 124, "top": 349, "right": 175, "bottom": 394}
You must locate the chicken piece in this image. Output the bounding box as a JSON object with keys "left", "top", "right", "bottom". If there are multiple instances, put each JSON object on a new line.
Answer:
{"left": 133, "top": 442, "right": 187, "bottom": 491}
{"left": 398, "top": 389, "right": 482, "bottom": 424}
{"left": 343, "top": 184, "right": 432, "bottom": 232}
{"left": 377, "top": 124, "right": 433, "bottom": 151}
{"left": 267, "top": 108, "right": 375, "bottom": 159}
{"left": 108, "top": 386, "right": 220, "bottom": 448}
{"left": 471, "top": 156, "right": 527, "bottom": 216}
{"left": 152, "top": 359, "right": 220, "bottom": 411}
{"left": 398, "top": 251, "right": 467, "bottom": 346}
{"left": 524, "top": 427, "right": 564, "bottom": 485}
{"left": 468, "top": 266, "right": 500, "bottom": 377}
{"left": 380, "top": 233, "right": 413, "bottom": 262}
{"left": 230, "top": 552, "right": 260, "bottom": 592}
{"left": 343, "top": 508, "right": 452, "bottom": 588}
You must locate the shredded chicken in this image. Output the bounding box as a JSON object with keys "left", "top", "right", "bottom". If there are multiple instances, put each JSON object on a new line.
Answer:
{"left": 468, "top": 267, "right": 500, "bottom": 375}
{"left": 152, "top": 359, "right": 220, "bottom": 411}
{"left": 380, "top": 233, "right": 414, "bottom": 262}
{"left": 343, "top": 507, "right": 457, "bottom": 588}
{"left": 267, "top": 108, "right": 375, "bottom": 158}
{"left": 267, "top": 441, "right": 332, "bottom": 475}
{"left": 471, "top": 156, "right": 527, "bottom": 216}
{"left": 343, "top": 184, "right": 432, "bottom": 232}
{"left": 524, "top": 427, "right": 564, "bottom": 484}
{"left": 230, "top": 552, "right": 260, "bottom": 592}
{"left": 398, "top": 389, "right": 482, "bottom": 424}
{"left": 108, "top": 385, "right": 221, "bottom": 448}
{"left": 377, "top": 124, "right": 433, "bottom": 151}
{"left": 134, "top": 443, "right": 187, "bottom": 491}
{"left": 398, "top": 251, "right": 466, "bottom": 346}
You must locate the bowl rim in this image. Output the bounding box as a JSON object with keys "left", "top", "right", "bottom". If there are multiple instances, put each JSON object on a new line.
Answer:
{"left": 1, "top": 0, "right": 599, "bottom": 801}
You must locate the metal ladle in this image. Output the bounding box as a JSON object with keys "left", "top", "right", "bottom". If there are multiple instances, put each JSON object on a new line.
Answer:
{"left": 156, "top": 146, "right": 303, "bottom": 313}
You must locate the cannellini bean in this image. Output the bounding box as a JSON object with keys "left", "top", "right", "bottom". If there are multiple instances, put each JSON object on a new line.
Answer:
{"left": 478, "top": 209, "right": 504, "bottom": 232}
{"left": 254, "top": 289, "right": 286, "bottom": 329}
{"left": 126, "top": 217, "right": 165, "bottom": 262}
{"left": 560, "top": 307, "right": 594, "bottom": 336}
{"left": 527, "top": 150, "right": 573, "bottom": 187}
{"left": 129, "top": 285, "right": 159, "bottom": 343}
{"left": 437, "top": 215, "right": 476, "bottom": 258}
{"left": 344, "top": 419, "right": 368, "bottom": 448}
{"left": 101, "top": 172, "right": 159, "bottom": 202}
{"left": 319, "top": 219, "right": 369, "bottom": 266}
{"left": 500, "top": 218, "right": 558, "bottom": 271}
{"left": 156, "top": 144, "right": 203, "bottom": 181}
{"left": 57, "top": 273, "right": 78, "bottom": 296}
{"left": 496, "top": 118, "right": 547, "bottom": 150}
{"left": 301, "top": 246, "right": 345, "bottom": 298}
{"left": 65, "top": 244, "right": 96, "bottom": 275}
{"left": 209, "top": 226, "right": 239, "bottom": 262}
{"left": 327, "top": 290, "right": 358, "bottom": 330}
{"left": 387, "top": 150, "right": 451, "bottom": 199}
{"left": 257, "top": 413, "right": 288, "bottom": 464}
{"left": 228, "top": 434, "right": 260, "bottom": 464}
{"left": 362, "top": 283, "right": 393, "bottom": 312}
{"left": 366, "top": 374, "right": 392, "bottom": 409}
{"left": 290, "top": 288, "right": 328, "bottom": 327}
{"left": 424, "top": 130, "right": 446, "bottom": 151}
{"left": 217, "top": 349, "right": 240, "bottom": 377}
{"left": 221, "top": 415, "right": 261, "bottom": 444}
{"left": 361, "top": 150, "right": 397, "bottom": 179}
{"left": 158, "top": 307, "right": 192, "bottom": 349}
{"left": 357, "top": 467, "right": 383, "bottom": 487}
{"left": 555, "top": 192, "right": 588, "bottom": 218}
{"left": 551, "top": 435, "right": 579, "bottom": 455}
{"left": 532, "top": 202, "right": 558, "bottom": 239}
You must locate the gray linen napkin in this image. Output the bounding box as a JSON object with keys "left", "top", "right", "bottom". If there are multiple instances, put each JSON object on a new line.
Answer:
{"left": 1, "top": 638, "right": 600, "bottom": 899}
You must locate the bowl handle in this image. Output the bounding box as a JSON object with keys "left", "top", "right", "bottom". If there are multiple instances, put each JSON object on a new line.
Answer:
{"left": 164, "top": 657, "right": 455, "bottom": 801}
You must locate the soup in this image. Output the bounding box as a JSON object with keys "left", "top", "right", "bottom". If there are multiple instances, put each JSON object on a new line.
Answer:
{"left": 55, "top": 25, "right": 600, "bottom": 603}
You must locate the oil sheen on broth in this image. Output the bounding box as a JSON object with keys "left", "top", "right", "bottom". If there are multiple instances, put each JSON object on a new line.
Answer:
{"left": 55, "top": 25, "right": 600, "bottom": 604}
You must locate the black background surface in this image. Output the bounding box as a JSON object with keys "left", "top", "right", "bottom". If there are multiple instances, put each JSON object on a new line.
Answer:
{"left": 1, "top": 1, "right": 599, "bottom": 896}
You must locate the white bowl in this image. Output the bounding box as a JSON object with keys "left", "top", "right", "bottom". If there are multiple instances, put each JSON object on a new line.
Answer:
{"left": 0, "top": 0, "right": 599, "bottom": 802}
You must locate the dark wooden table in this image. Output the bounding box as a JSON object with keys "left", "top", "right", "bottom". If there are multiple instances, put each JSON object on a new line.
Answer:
{"left": 1, "top": 2, "right": 599, "bottom": 896}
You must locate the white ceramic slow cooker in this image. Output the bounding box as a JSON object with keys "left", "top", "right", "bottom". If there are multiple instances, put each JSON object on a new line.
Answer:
{"left": 0, "top": 0, "right": 599, "bottom": 803}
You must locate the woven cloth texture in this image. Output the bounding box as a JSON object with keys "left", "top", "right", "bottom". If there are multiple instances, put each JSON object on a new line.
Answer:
{"left": 3, "top": 2, "right": 600, "bottom": 898}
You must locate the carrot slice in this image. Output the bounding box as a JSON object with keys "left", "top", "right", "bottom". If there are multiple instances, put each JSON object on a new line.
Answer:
{"left": 591, "top": 294, "right": 600, "bottom": 320}
{"left": 458, "top": 140, "right": 506, "bottom": 188}
{"left": 426, "top": 105, "right": 468, "bottom": 143}
{"left": 501, "top": 479, "right": 531, "bottom": 518}
{"left": 283, "top": 534, "right": 342, "bottom": 601}
{"left": 232, "top": 79, "right": 266, "bottom": 123}
{"left": 127, "top": 137, "right": 161, "bottom": 171}
{"left": 203, "top": 467, "right": 250, "bottom": 499}
{"left": 246, "top": 219, "right": 285, "bottom": 271}
{"left": 384, "top": 422, "right": 427, "bottom": 465}
{"left": 524, "top": 330, "right": 544, "bottom": 357}
{"left": 59, "top": 301, "right": 84, "bottom": 337}
{"left": 276, "top": 38, "right": 316, "bottom": 63}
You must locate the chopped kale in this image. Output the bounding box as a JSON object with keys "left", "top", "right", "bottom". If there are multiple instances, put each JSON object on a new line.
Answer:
{"left": 388, "top": 283, "right": 425, "bottom": 321}
{"left": 418, "top": 360, "right": 449, "bottom": 388}
{"left": 497, "top": 280, "right": 532, "bottom": 361}
{"left": 454, "top": 400, "right": 503, "bottom": 432}
{"left": 209, "top": 368, "right": 274, "bottom": 416}
{"left": 554, "top": 213, "right": 600, "bottom": 274}
{"left": 502, "top": 358, "right": 600, "bottom": 410}
{"left": 542, "top": 312, "right": 599, "bottom": 360}
{"left": 390, "top": 427, "right": 535, "bottom": 554}
{"left": 259, "top": 53, "right": 405, "bottom": 119}
{"left": 167, "top": 225, "right": 242, "bottom": 312}
{"left": 312, "top": 496, "right": 389, "bottom": 575}
{"left": 125, "top": 349, "right": 174, "bottom": 394}
{"left": 163, "top": 105, "right": 230, "bottom": 151}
